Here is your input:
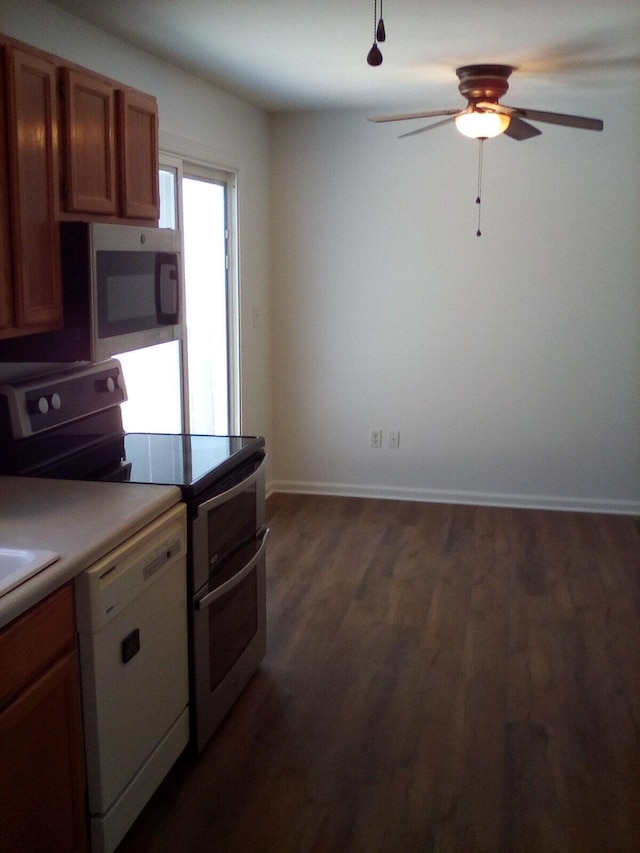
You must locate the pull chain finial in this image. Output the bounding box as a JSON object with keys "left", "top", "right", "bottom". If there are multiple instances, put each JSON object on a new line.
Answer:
{"left": 377, "top": 0, "right": 386, "bottom": 42}
{"left": 367, "top": 0, "right": 385, "bottom": 66}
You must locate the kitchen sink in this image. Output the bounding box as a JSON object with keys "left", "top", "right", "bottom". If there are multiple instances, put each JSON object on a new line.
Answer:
{"left": 0, "top": 548, "right": 59, "bottom": 597}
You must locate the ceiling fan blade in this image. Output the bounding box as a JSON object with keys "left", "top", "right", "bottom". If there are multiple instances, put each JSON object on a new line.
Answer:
{"left": 369, "top": 108, "right": 460, "bottom": 124}
{"left": 511, "top": 106, "right": 603, "bottom": 131}
{"left": 503, "top": 116, "right": 542, "bottom": 141}
{"left": 398, "top": 115, "right": 458, "bottom": 138}
{"left": 476, "top": 101, "right": 603, "bottom": 131}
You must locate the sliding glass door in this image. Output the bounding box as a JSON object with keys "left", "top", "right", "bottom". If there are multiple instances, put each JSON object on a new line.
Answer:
{"left": 118, "top": 159, "right": 239, "bottom": 436}
{"left": 183, "top": 170, "right": 236, "bottom": 435}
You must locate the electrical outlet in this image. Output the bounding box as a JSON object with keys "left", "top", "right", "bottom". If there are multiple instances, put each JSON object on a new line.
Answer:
{"left": 388, "top": 431, "right": 400, "bottom": 449}
{"left": 370, "top": 429, "right": 382, "bottom": 448}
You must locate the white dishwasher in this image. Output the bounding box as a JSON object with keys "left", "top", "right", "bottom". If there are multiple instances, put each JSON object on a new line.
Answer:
{"left": 75, "top": 502, "right": 189, "bottom": 853}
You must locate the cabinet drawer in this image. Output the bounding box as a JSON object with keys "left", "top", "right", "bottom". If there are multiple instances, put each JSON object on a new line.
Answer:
{"left": 0, "top": 583, "right": 75, "bottom": 708}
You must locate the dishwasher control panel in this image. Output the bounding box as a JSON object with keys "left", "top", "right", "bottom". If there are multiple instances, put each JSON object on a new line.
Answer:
{"left": 75, "top": 502, "right": 187, "bottom": 633}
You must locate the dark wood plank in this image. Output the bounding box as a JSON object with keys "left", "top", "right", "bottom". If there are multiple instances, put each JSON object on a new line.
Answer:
{"left": 116, "top": 495, "right": 640, "bottom": 853}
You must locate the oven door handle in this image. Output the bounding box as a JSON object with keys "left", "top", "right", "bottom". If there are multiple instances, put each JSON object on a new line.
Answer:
{"left": 195, "top": 453, "right": 267, "bottom": 517}
{"left": 194, "top": 528, "right": 270, "bottom": 611}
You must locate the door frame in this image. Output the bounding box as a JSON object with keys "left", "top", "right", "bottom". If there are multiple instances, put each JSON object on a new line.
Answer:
{"left": 159, "top": 152, "right": 241, "bottom": 434}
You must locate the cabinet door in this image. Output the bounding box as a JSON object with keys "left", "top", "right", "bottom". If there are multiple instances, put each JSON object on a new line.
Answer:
{"left": 117, "top": 88, "right": 160, "bottom": 220}
{"left": 0, "top": 584, "right": 87, "bottom": 852}
{"left": 4, "top": 46, "right": 62, "bottom": 332}
{"left": 61, "top": 67, "right": 117, "bottom": 215}
{"left": 0, "top": 650, "right": 87, "bottom": 853}
{"left": 0, "top": 53, "right": 13, "bottom": 334}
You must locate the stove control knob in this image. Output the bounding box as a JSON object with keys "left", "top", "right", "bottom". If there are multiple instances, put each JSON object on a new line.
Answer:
{"left": 96, "top": 376, "right": 116, "bottom": 393}
{"left": 28, "top": 396, "right": 49, "bottom": 415}
{"left": 50, "top": 393, "right": 62, "bottom": 411}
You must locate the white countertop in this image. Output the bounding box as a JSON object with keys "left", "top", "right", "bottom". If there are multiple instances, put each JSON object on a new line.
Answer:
{"left": 0, "top": 476, "right": 182, "bottom": 628}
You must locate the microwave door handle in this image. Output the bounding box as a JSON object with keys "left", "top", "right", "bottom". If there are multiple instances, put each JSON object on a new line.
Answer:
{"left": 195, "top": 528, "right": 269, "bottom": 611}
{"left": 196, "top": 454, "right": 267, "bottom": 517}
{"left": 156, "top": 256, "right": 180, "bottom": 321}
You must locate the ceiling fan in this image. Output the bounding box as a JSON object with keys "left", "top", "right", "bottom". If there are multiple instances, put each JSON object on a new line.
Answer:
{"left": 369, "top": 64, "right": 604, "bottom": 140}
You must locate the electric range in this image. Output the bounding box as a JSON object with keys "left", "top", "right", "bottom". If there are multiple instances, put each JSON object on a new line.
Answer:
{"left": 0, "top": 358, "right": 268, "bottom": 754}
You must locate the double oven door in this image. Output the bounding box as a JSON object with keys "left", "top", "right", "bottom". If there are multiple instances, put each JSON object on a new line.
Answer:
{"left": 189, "top": 453, "right": 268, "bottom": 753}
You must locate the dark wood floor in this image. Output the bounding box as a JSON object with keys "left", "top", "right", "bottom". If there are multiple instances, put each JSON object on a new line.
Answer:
{"left": 117, "top": 494, "right": 640, "bottom": 853}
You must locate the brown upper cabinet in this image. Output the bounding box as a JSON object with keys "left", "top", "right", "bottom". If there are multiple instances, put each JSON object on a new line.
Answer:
{"left": 117, "top": 88, "right": 160, "bottom": 220}
{"left": 1, "top": 44, "right": 63, "bottom": 339}
{"left": 60, "top": 68, "right": 118, "bottom": 216}
{"left": 60, "top": 68, "right": 159, "bottom": 221}
{"left": 0, "top": 33, "right": 160, "bottom": 342}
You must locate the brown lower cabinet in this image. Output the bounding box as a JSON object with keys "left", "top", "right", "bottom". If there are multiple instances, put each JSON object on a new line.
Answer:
{"left": 0, "top": 53, "right": 11, "bottom": 334}
{"left": 0, "top": 584, "right": 87, "bottom": 853}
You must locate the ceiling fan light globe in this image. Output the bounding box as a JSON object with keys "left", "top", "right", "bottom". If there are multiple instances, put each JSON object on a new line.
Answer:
{"left": 455, "top": 111, "right": 511, "bottom": 139}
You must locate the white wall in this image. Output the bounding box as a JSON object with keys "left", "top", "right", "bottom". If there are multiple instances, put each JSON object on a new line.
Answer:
{"left": 269, "top": 92, "right": 640, "bottom": 513}
{"left": 0, "top": 0, "right": 272, "bottom": 444}
{"left": 2, "top": 2, "right": 638, "bottom": 512}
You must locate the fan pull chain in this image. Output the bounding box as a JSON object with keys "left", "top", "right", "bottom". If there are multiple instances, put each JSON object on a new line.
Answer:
{"left": 367, "top": 0, "right": 383, "bottom": 65}
{"left": 476, "top": 138, "right": 484, "bottom": 237}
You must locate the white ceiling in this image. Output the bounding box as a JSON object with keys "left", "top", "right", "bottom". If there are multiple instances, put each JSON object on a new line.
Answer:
{"left": 49, "top": 0, "right": 639, "bottom": 112}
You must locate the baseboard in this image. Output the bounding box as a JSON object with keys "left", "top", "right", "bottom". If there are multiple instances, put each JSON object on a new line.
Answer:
{"left": 266, "top": 479, "right": 640, "bottom": 516}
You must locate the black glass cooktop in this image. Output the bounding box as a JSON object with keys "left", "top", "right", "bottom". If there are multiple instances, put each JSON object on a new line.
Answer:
{"left": 118, "top": 433, "right": 264, "bottom": 493}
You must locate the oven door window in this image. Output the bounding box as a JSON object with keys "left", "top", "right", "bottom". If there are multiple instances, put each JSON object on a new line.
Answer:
{"left": 207, "top": 483, "right": 258, "bottom": 574}
{"left": 195, "top": 532, "right": 267, "bottom": 692}
{"left": 207, "top": 564, "right": 258, "bottom": 690}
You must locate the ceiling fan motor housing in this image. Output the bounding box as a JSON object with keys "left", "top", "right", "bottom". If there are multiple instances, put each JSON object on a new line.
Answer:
{"left": 456, "top": 64, "right": 514, "bottom": 104}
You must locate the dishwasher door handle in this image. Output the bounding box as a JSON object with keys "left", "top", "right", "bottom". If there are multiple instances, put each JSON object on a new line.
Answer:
{"left": 194, "top": 528, "right": 269, "bottom": 611}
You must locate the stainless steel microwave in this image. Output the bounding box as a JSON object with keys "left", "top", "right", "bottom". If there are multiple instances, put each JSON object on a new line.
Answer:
{"left": 0, "top": 222, "right": 183, "bottom": 363}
